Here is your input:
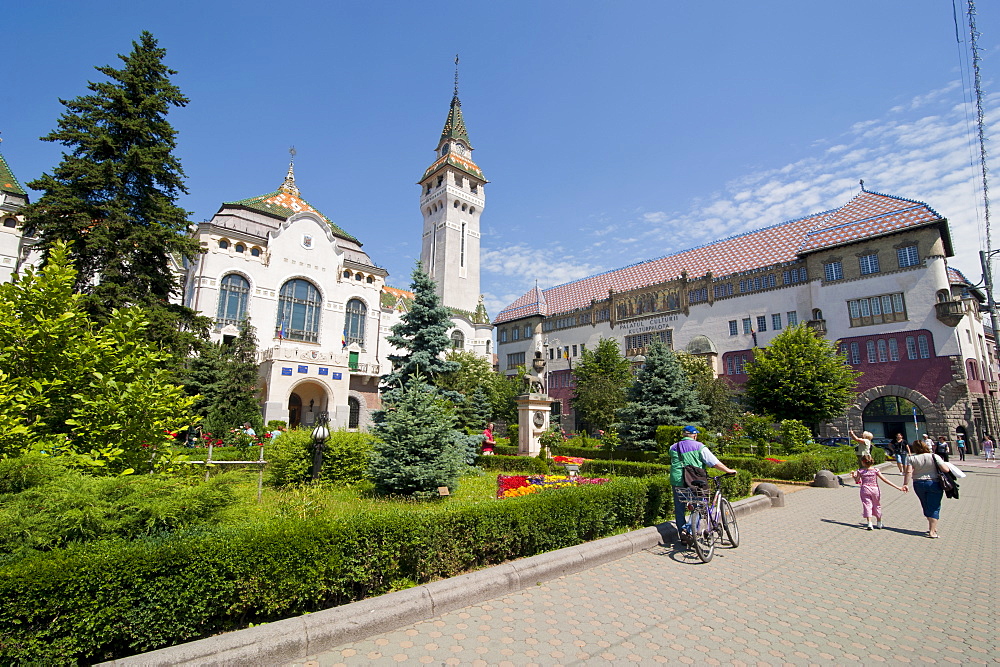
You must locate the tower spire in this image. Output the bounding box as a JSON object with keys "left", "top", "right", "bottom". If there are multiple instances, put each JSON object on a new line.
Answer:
{"left": 280, "top": 146, "right": 300, "bottom": 196}
{"left": 454, "top": 53, "right": 460, "bottom": 97}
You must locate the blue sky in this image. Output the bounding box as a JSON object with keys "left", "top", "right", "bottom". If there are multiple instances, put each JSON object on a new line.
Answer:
{"left": 5, "top": 1, "right": 998, "bottom": 316}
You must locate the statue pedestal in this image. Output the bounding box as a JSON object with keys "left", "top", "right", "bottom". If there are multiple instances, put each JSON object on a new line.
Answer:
{"left": 516, "top": 393, "right": 553, "bottom": 457}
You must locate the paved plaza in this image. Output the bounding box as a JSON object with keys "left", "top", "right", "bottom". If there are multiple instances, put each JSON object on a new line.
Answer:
{"left": 291, "top": 460, "right": 998, "bottom": 666}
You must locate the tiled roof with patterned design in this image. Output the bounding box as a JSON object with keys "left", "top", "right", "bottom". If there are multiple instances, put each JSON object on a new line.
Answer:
{"left": 495, "top": 190, "right": 945, "bottom": 324}
{"left": 381, "top": 285, "right": 414, "bottom": 311}
{"left": 0, "top": 152, "right": 26, "bottom": 196}
{"left": 225, "top": 189, "right": 359, "bottom": 244}
{"left": 420, "top": 153, "right": 485, "bottom": 182}
{"left": 947, "top": 267, "right": 970, "bottom": 285}
{"left": 440, "top": 95, "right": 471, "bottom": 146}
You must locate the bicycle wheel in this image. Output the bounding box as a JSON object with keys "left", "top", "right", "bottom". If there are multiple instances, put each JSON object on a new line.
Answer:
{"left": 720, "top": 498, "right": 740, "bottom": 548}
{"left": 690, "top": 511, "right": 716, "bottom": 563}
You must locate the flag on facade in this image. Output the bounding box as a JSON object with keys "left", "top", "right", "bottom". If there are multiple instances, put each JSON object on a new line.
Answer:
{"left": 751, "top": 327, "right": 758, "bottom": 348}
{"left": 278, "top": 319, "right": 286, "bottom": 340}
{"left": 342, "top": 330, "right": 348, "bottom": 349}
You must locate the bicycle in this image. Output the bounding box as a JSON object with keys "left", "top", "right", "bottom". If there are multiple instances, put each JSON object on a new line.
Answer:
{"left": 677, "top": 472, "right": 740, "bottom": 563}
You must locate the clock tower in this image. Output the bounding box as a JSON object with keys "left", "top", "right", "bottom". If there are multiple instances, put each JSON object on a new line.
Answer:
{"left": 418, "top": 71, "right": 486, "bottom": 317}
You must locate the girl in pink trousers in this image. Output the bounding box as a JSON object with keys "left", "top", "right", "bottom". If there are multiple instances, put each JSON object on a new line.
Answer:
{"left": 852, "top": 455, "right": 905, "bottom": 529}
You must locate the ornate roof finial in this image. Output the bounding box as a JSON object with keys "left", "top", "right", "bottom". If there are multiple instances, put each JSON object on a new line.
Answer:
{"left": 859, "top": 178, "right": 866, "bottom": 192}
{"left": 454, "top": 54, "right": 460, "bottom": 97}
{"left": 280, "top": 146, "right": 300, "bottom": 196}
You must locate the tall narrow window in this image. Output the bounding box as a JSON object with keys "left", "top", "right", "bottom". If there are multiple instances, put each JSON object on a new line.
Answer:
{"left": 756, "top": 315, "right": 767, "bottom": 332}
{"left": 348, "top": 397, "right": 360, "bottom": 429}
{"left": 276, "top": 279, "right": 322, "bottom": 342}
{"left": 460, "top": 222, "right": 466, "bottom": 267}
{"left": 450, "top": 330, "right": 465, "bottom": 349}
{"left": 850, "top": 342, "right": 861, "bottom": 365}
{"left": 729, "top": 320, "right": 738, "bottom": 336}
{"left": 345, "top": 298, "right": 367, "bottom": 347}
{"left": 772, "top": 313, "right": 782, "bottom": 330}
{"left": 742, "top": 318, "right": 752, "bottom": 334}
{"left": 917, "top": 335, "right": 930, "bottom": 359}
{"left": 897, "top": 245, "right": 919, "bottom": 268}
{"left": 888, "top": 338, "right": 899, "bottom": 361}
{"left": 867, "top": 341, "right": 877, "bottom": 363}
{"left": 216, "top": 274, "right": 250, "bottom": 328}
{"left": 906, "top": 336, "right": 917, "bottom": 360}
{"left": 787, "top": 311, "right": 798, "bottom": 327}
{"left": 877, "top": 339, "right": 888, "bottom": 363}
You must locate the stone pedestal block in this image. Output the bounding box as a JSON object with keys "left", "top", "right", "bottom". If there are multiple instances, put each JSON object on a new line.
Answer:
{"left": 753, "top": 482, "right": 785, "bottom": 507}
{"left": 812, "top": 469, "right": 839, "bottom": 488}
{"left": 516, "top": 393, "right": 553, "bottom": 457}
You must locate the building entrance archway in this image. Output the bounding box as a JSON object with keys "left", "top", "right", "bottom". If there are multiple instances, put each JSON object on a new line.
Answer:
{"left": 287, "top": 381, "right": 328, "bottom": 428}
{"left": 862, "top": 395, "right": 926, "bottom": 443}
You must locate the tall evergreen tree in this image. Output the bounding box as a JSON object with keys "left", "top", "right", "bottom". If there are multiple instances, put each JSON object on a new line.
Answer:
{"left": 202, "top": 320, "right": 263, "bottom": 436}
{"left": 616, "top": 340, "right": 708, "bottom": 451}
{"left": 571, "top": 337, "right": 634, "bottom": 433}
{"left": 21, "top": 31, "right": 207, "bottom": 356}
{"left": 382, "top": 262, "right": 460, "bottom": 392}
{"left": 744, "top": 323, "right": 861, "bottom": 429}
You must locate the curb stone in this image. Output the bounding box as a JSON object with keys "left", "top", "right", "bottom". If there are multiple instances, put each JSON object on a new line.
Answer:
{"left": 101, "top": 493, "right": 773, "bottom": 667}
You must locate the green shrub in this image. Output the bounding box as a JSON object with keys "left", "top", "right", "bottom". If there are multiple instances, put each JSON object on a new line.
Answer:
{"left": 0, "top": 454, "right": 68, "bottom": 494}
{"left": 506, "top": 424, "right": 518, "bottom": 439}
{"left": 0, "top": 476, "right": 677, "bottom": 663}
{"left": 554, "top": 446, "right": 657, "bottom": 463}
{"left": 494, "top": 444, "right": 519, "bottom": 456}
{"left": 0, "top": 464, "right": 239, "bottom": 557}
{"left": 265, "top": 428, "right": 375, "bottom": 487}
{"left": 716, "top": 469, "right": 753, "bottom": 499}
{"left": 474, "top": 455, "right": 549, "bottom": 474}
{"left": 778, "top": 419, "right": 812, "bottom": 454}
{"left": 655, "top": 425, "right": 685, "bottom": 454}
{"left": 266, "top": 420, "right": 287, "bottom": 431}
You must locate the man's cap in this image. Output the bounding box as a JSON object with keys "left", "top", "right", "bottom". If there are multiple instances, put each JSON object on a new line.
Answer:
{"left": 683, "top": 425, "right": 700, "bottom": 434}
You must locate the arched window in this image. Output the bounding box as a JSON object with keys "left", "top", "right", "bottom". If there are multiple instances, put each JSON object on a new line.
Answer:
{"left": 218, "top": 239, "right": 229, "bottom": 249}
{"left": 366, "top": 275, "right": 374, "bottom": 284}
{"left": 451, "top": 330, "right": 465, "bottom": 349}
{"left": 250, "top": 247, "right": 261, "bottom": 257}
{"left": 2, "top": 218, "right": 16, "bottom": 228}
{"left": 234, "top": 243, "right": 245, "bottom": 253}
{"left": 345, "top": 298, "right": 367, "bottom": 347}
{"left": 877, "top": 339, "right": 888, "bottom": 363}
{"left": 216, "top": 273, "right": 250, "bottom": 327}
{"left": 276, "top": 279, "right": 321, "bottom": 342}
{"left": 348, "top": 397, "right": 361, "bottom": 429}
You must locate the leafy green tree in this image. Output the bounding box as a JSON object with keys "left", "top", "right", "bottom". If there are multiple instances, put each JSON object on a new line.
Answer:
{"left": 571, "top": 338, "right": 633, "bottom": 433}
{"left": 20, "top": 31, "right": 207, "bottom": 356}
{"left": 201, "top": 320, "right": 262, "bottom": 437}
{"left": 676, "top": 352, "right": 741, "bottom": 434}
{"left": 744, "top": 323, "right": 861, "bottom": 429}
{"left": 616, "top": 340, "right": 708, "bottom": 451}
{"left": 0, "top": 242, "right": 195, "bottom": 473}
{"left": 381, "top": 263, "right": 460, "bottom": 394}
{"left": 368, "top": 376, "right": 468, "bottom": 496}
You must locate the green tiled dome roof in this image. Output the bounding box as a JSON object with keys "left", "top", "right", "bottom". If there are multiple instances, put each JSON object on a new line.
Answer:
{"left": 0, "top": 152, "right": 26, "bottom": 196}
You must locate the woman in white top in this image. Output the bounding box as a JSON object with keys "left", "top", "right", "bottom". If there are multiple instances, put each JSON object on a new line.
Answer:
{"left": 849, "top": 429, "right": 873, "bottom": 466}
{"left": 901, "top": 439, "right": 950, "bottom": 538}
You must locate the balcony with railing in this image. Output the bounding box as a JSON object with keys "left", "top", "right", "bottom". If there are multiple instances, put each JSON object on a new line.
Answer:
{"left": 934, "top": 299, "right": 967, "bottom": 327}
{"left": 806, "top": 319, "right": 827, "bottom": 335}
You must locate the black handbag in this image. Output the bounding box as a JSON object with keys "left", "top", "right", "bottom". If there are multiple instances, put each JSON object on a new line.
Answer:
{"left": 936, "top": 457, "right": 959, "bottom": 499}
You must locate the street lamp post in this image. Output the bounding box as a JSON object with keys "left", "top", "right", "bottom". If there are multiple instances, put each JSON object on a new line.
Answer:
{"left": 310, "top": 411, "right": 330, "bottom": 481}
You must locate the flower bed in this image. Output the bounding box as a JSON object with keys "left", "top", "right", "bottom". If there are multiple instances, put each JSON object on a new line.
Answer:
{"left": 497, "top": 474, "right": 609, "bottom": 498}
{"left": 552, "top": 455, "right": 587, "bottom": 465}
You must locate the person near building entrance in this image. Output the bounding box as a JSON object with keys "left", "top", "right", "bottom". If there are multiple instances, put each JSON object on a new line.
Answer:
{"left": 923, "top": 434, "right": 935, "bottom": 452}
{"left": 669, "top": 426, "right": 736, "bottom": 542}
{"left": 849, "top": 429, "right": 873, "bottom": 466}
{"left": 983, "top": 434, "right": 995, "bottom": 461}
{"left": 482, "top": 422, "right": 496, "bottom": 455}
{"left": 934, "top": 435, "right": 950, "bottom": 462}
{"left": 956, "top": 435, "right": 966, "bottom": 461}
{"left": 891, "top": 433, "right": 910, "bottom": 473}
{"left": 902, "top": 440, "right": 951, "bottom": 538}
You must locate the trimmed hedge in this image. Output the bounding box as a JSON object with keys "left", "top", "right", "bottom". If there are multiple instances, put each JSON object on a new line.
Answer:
{"left": 581, "top": 459, "right": 671, "bottom": 477}
{"left": 475, "top": 455, "right": 549, "bottom": 474}
{"left": 0, "top": 476, "right": 673, "bottom": 663}
{"left": 554, "top": 445, "right": 658, "bottom": 463}
{"left": 719, "top": 447, "right": 869, "bottom": 481}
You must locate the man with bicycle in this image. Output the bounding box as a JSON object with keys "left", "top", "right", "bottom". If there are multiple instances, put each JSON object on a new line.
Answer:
{"left": 670, "top": 425, "right": 737, "bottom": 543}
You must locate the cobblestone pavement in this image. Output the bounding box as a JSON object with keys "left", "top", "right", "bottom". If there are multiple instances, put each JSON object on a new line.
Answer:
{"left": 291, "top": 462, "right": 998, "bottom": 666}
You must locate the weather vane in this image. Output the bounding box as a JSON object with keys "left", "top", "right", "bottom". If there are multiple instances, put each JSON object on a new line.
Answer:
{"left": 454, "top": 54, "right": 460, "bottom": 96}
{"left": 289, "top": 145, "right": 297, "bottom": 160}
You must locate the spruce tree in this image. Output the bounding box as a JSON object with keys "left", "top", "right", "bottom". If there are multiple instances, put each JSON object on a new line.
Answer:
{"left": 676, "top": 352, "right": 741, "bottom": 434}
{"left": 21, "top": 31, "right": 207, "bottom": 356}
{"left": 368, "top": 376, "right": 466, "bottom": 496}
{"left": 382, "top": 262, "right": 460, "bottom": 393}
{"left": 202, "top": 320, "right": 263, "bottom": 436}
{"left": 617, "top": 340, "right": 708, "bottom": 451}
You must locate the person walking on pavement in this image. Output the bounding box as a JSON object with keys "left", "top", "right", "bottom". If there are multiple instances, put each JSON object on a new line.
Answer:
{"left": 983, "top": 434, "right": 995, "bottom": 461}
{"left": 849, "top": 429, "right": 873, "bottom": 467}
{"left": 901, "top": 440, "right": 951, "bottom": 538}
{"left": 923, "top": 433, "right": 935, "bottom": 452}
{"left": 891, "top": 433, "right": 910, "bottom": 473}
{"left": 852, "top": 454, "right": 905, "bottom": 530}
{"left": 956, "top": 435, "right": 966, "bottom": 461}
{"left": 669, "top": 426, "right": 736, "bottom": 543}
{"left": 934, "top": 435, "right": 950, "bottom": 462}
